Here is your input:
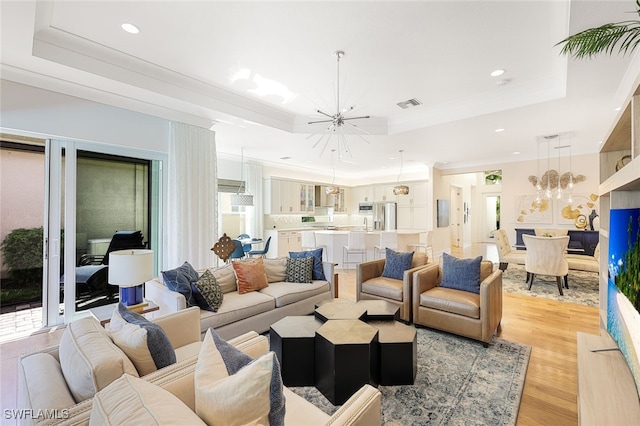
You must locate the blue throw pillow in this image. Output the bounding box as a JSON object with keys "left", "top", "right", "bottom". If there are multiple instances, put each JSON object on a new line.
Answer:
{"left": 381, "top": 248, "right": 414, "bottom": 280}
{"left": 289, "top": 248, "right": 326, "bottom": 281}
{"left": 161, "top": 261, "right": 199, "bottom": 306}
{"left": 440, "top": 253, "right": 482, "bottom": 294}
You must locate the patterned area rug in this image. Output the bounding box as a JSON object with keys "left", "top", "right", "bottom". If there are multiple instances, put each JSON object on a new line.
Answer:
{"left": 501, "top": 264, "right": 599, "bottom": 307}
{"left": 289, "top": 327, "right": 531, "bottom": 426}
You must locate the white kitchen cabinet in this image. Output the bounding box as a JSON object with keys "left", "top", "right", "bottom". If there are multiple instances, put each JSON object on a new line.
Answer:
{"left": 277, "top": 231, "right": 301, "bottom": 257}
{"left": 264, "top": 178, "right": 314, "bottom": 214}
{"left": 356, "top": 186, "right": 374, "bottom": 203}
{"left": 397, "top": 181, "right": 428, "bottom": 207}
{"left": 397, "top": 181, "right": 428, "bottom": 229}
{"left": 334, "top": 188, "right": 350, "bottom": 213}
{"left": 299, "top": 183, "right": 315, "bottom": 213}
{"left": 374, "top": 184, "right": 397, "bottom": 202}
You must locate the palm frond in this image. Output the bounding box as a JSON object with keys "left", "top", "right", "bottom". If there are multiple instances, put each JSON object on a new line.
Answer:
{"left": 557, "top": 20, "right": 640, "bottom": 58}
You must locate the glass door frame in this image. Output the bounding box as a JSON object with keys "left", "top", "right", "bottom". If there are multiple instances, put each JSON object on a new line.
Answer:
{"left": 44, "top": 139, "right": 167, "bottom": 326}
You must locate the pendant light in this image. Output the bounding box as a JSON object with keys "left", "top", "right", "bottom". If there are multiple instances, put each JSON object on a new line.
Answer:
{"left": 393, "top": 150, "right": 409, "bottom": 195}
{"left": 326, "top": 149, "right": 340, "bottom": 195}
{"left": 230, "top": 147, "right": 254, "bottom": 206}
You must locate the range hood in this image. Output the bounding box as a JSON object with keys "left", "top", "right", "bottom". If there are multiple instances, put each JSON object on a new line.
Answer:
{"left": 315, "top": 186, "right": 336, "bottom": 207}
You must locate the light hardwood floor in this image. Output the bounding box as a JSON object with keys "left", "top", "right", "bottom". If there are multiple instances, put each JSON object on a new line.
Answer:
{"left": 0, "top": 243, "right": 600, "bottom": 426}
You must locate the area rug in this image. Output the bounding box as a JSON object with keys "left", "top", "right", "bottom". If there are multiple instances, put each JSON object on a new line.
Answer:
{"left": 501, "top": 264, "right": 599, "bottom": 307}
{"left": 289, "top": 327, "right": 531, "bottom": 426}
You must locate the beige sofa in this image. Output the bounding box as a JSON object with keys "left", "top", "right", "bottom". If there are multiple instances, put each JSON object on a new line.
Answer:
{"left": 412, "top": 260, "right": 503, "bottom": 347}
{"left": 18, "top": 307, "right": 381, "bottom": 426}
{"left": 146, "top": 258, "right": 335, "bottom": 340}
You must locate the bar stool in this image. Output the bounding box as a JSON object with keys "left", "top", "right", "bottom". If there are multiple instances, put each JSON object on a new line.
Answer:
{"left": 408, "top": 231, "right": 433, "bottom": 260}
{"left": 300, "top": 230, "right": 326, "bottom": 261}
{"left": 374, "top": 231, "right": 398, "bottom": 259}
{"left": 343, "top": 231, "right": 367, "bottom": 267}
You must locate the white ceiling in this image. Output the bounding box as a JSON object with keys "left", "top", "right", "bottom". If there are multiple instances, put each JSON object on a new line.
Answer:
{"left": 1, "top": 0, "right": 639, "bottom": 180}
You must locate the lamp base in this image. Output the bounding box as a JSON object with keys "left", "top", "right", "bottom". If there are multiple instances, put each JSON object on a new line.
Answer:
{"left": 120, "top": 285, "right": 144, "bottom": 306}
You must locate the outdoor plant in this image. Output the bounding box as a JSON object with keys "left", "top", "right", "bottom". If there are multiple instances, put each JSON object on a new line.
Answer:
{"left": 1, "top": 227, "right": 44, "bottom": 286}
{"left": 556, "top": 0, "right": 640, "bottom": 58}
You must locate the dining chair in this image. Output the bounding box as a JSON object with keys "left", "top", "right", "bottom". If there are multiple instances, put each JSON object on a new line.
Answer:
{"left": 238, "top": 233, "right": 251, "bottom": 255}
{"left": 493, "top": 229, "right": 526, "bottom": 271}
{"left": 374, "top": 231, "right": 398, "bottom": 259}
{"left": 248, "top": 236, "right": 272, "bottom": 258}
{"left": 523, "top": 234, "right": 569, "bottom": 295}
{"left": 229, "top": 240, "right": 246, "bottom": 262}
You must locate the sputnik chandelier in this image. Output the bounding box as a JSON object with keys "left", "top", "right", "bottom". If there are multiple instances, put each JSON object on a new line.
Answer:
{"left": 308, "top": 50, "right": 370, "bottom": 158}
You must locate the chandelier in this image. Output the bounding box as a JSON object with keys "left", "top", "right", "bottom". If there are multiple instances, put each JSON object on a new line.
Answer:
{"left": 530, "top": 133, "right": 581, "bottom": 206}
{"left": 308, "top": 50, "right": 370, "bottom": 158}
{"left": 393, "top": 149, "right": 409, "bottom": 195}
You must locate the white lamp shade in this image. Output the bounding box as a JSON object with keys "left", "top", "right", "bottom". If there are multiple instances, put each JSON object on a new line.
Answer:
{"left": 108, "top": 249, "right": 154, "bottom": 288}
{"left": 230, "top": 193, "right": 254, "bottom": 206}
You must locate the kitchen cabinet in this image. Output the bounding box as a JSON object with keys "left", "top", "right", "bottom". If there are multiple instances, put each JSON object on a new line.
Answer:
{"left": 264, "top": 178, "right": 314, "bottom": 214}
{"left": 374, "top": 184, "right": 397, "bottom": 202}
{"left": 397, "top": 181, "right": 428, "bottom": 229}
{"left": 397, "top": 181, "right": 428, "bottom": 207}
{"left": 263, "top": 230, "right": 302, "bottom": 257}
{"left": 355, "top": 186, "right": 374, "bottom": 203}
{"left": 334, "top": 188, "right": 350, "bottom": 213}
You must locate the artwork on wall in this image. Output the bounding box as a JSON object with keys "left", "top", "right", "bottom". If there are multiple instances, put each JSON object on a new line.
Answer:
{"left": 515, "top": 194, "right": 552, "bottom": 224}
{"left": 437, "top": 199, "right": 450, "bottom": 227}
{"left": 556, "top": 193, "right": 599, "bottom": 227}
{"left": 463, "top": 202, "right": 468, "bottom": 224}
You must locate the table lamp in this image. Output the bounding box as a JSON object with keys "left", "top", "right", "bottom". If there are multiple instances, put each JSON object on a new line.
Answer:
{"left": 108, "top": 249, "right": 154, "bottom": 306}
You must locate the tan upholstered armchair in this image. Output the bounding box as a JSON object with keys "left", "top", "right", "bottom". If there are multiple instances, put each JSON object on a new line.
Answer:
{"left": 356, "top": 252, "right": 429, "bottom": 323}
{"left": 412, "top": 260, "right": 502, "bottom": 347}
{"left": 494, "top": 229, "right": 526, "bottom": 271}
{"left": 523, "top": 234, "right": 569, "bottom": 295}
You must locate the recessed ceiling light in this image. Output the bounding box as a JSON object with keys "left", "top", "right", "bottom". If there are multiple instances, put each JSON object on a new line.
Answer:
{"left": 121, "top": 23, "right": 140, "bottom": 34}
{"left": 615, "top": 107, "right": 622, "bottom": 111}
{"left": 280, "top": 156, "right": 291, "bottom": 160}
{"left": 495, "top": 128, "right": 505, "bottom": 133}
{"left": 490, "top": 69, "right": 506, "bottom": 77}
{"left": 598, "top": 140, "right": 603, "bottom": 144}
{"left": 512, "top": 151, "right": 520, "bottom": 155}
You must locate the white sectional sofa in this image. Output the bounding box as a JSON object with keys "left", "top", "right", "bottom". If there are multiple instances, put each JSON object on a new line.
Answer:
{"left": 17, "top": 307, "right": 381, "bottom": 426}
{"left": 145, "top": 258, "right": 335, "bottom": 340}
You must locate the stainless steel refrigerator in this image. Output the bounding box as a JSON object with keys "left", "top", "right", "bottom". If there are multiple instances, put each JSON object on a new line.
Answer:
{"left": 373, "top": 202, "right": 397, "bottom": 230}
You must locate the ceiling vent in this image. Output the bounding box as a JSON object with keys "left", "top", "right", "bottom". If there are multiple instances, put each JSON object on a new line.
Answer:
{"left": 396, "top": 98, "right": 422, "bottom": 109}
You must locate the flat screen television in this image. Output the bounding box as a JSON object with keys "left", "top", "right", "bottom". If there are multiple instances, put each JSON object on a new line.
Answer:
{"left": 608, "top": 208, "right": 640, "bottom": 397}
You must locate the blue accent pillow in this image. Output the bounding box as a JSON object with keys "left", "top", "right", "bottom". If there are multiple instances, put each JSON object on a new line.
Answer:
{"left": 440, "top": 253, "right": 482, "bottom": 294}
{"left": 161, "top": 262, "right": 199, "bottom": 306}
{"left": 381, "top": 249, "right": 414, "bottom": 280}
{"left": 289, "top": 248, "right": 326, "bottom": 280}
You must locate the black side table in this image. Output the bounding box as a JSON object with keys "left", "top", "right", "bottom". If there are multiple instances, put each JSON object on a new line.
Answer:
{"left": 270, "top": 315, "right": 323, "bottom": 386}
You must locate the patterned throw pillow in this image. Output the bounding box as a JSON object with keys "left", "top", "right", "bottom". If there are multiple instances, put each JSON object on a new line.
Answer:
{"left": 232, "top": 258, "right": 269, "bottom": 294}
{"left": 192, "top": 270, "right": 224, "bottom": 312}
{"left": 285, "top": 256, "right": 314, "bottom": 283}
{"left": 195, "top": 328, "right": 285, "bottom": 426}
{"left": 440, "top": 253, "right": 482, "bottom": 294}
{"left": 109, "top": 303, "right": 176, "bottom": 376}
{"left": 161, "top": 262, "right": 199, "bottom": 306}
{"left": 381, "top": 248, "right": 414, "bottom": 280}
{"left": 289, "top": 248, "right": 325, "bottom": 280}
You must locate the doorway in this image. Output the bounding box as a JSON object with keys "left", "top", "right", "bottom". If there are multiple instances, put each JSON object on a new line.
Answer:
{"left": 450, "top": 185, "right": 463, "bottom": 248}
{"left": 482, "top": 194, "right": 501, "bottom": 243}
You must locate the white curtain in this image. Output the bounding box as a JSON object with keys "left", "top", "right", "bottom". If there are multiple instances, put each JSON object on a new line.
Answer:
{"left": 166, "top": 122, "right": 217, "bottom": 270}
{"left": 245, "top": 161, "right": 264, "bottom": 240}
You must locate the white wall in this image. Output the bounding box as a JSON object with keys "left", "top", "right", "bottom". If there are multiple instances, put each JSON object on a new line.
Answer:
{"left": 0, "top": 80, "right": 170, "bottom": 152}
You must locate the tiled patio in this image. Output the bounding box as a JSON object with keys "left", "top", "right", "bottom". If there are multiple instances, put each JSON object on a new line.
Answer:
{"left": 0, "top": 306, "right": 45, "bottom": 344}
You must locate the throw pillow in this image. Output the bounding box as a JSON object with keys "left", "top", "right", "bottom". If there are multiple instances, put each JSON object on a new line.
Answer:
{"left": 440, "top": 253, "right": 483, "bottom": 294}
{"left": 289, "top": 248, "right": 326, "bottom": 280}
{"left": 192, "top": 270, "right": 224, "bottom": 312}
{"left": 90, "top": 374, "right": 206, "bottom": 426}
{"left": 108, "top": 303, "right": 176, "bottom": 376}
{"left": 285, "top": 256, "right": 314, "bottom": 283}
{"left": 263, "top": 257, "right": 288, "bottom": 283}
{"left": 381, "top": 248, "right": 415, "bottom": 280}
{"left": 232, "top": 258, "right": 269, "bottom": 294}
{"left": 195, "top": 328, "right": 285, "bottom": 426}
{"left": 161, "top": 261, "right": 199, "bottom": 306}
{"left": 59, "top": 316, "right": 138, "bottom": 402}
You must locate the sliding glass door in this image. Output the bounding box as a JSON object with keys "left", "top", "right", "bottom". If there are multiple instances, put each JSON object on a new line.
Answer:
{"left": 45, "top": 140, "right": 165, "bottom": 326}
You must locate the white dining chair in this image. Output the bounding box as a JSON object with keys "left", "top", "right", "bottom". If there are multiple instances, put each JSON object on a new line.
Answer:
{"left": 523, "top": 234, "right": 569, "bottom": 295}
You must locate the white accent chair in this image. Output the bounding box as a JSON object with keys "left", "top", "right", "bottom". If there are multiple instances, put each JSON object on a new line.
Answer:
{"left": 343, "top": 231, "right": 367, "bottom": 267}
{"left": 374, "top": 231, "right": 398, "bottom": 259}
{"left": 523, "top": 234, "right": 569, "bottom": 295}
{"left": 493, "top": 229, "right": 526, "bottom": 271}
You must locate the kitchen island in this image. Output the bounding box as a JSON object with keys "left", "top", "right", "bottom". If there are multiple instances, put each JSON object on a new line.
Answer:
{"left": 315, "top": 230, "right": 424, "bottom": 269}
